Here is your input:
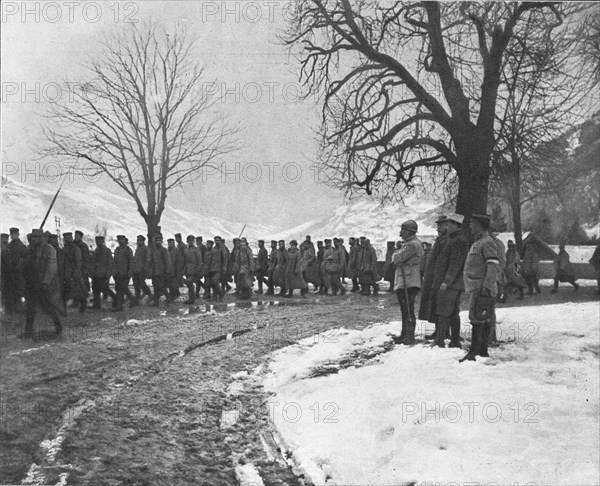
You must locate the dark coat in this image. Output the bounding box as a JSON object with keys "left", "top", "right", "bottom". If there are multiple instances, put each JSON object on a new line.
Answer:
{"left": 418, "top": 235, "right": 447, "bottom": 322}
{"left": 183, "top": 246, "right": 203, "bottom": 277}
{"left": 359, "top": 245, "right": 380, "bottom": 284}
{"left": 90, "top": 246, "right": 113, "bottom": 279}
{"left": 133, "top": 245, "right": 149, "bottom": 274}
{"left": 347, "top": 244, "right": 359, "bottom": 279}
{"left": 113, "top": 245, "right": 134, "bottom": 278}
{"left": 434, "top": 230, "right": 469, "bottom": 290}
{"left": 384, "top": 247, "right": 396, "bottom": 282}
{"left": 554, "top": 249, "right": 576, "bottom": 282}
{"left": 62, "top": 242, "right": 87, "bottom": 300}
{"left": 273, "top": 248, "right": 288, "bottom": 287}
{"left": 75, "top": 240, "right": 90, "bottom": 277}
{"left": 300, "top": 241, "right": 319, "bottom": 285}
{"left": 35, "top": 242, "right": 62, "bottom": 311}
{"left": 285, "top": 247, "right": 307, "bottom": 290}
{"left": 148, "top": 246, "right": 172, "bottom": 277}
{"left": 257, "top": 247, "right": 269, "bottom": 273}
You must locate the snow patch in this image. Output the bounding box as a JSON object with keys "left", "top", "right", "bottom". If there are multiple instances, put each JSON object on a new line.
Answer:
{"left": 234, "top": 463, "right": 264, "bottom": 486}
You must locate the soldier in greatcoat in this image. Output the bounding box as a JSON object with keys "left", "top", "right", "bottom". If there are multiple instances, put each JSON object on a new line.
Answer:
{"left": 183, "top": 235, "right": 203, "bottom": 304}
{"left": 148, "top": 234, "right": 172, "bottom": 305}
{"left": 383, "top": 241, "right": 396, "bottom": 292}
{"left": 266, "top": 240, "right": 278, "bottom": 295}
{"left": 459, "top": 214, "right": 500, "bottom": 362}
{"left": 490, "top": 229, "right": 507, "bottom": 303}
{"left": 174, "top": 233, "right": 186, "bottom": 290}
{"left": 205, "top": 239, "right": 225, "bottom": 301}
{"left": 167, "top": 238, "right": 181, "bottom": 300}
{"left": 236, "top": 240, "right": 255, "bottom": 299}
{"left": 419, "top": 216, "right": 448, "bottom": 340}
{"left": 339, "top": 238, "right": 349, "bottom": 283}
{"left": 285, "top": 240, "right": 308, "bottom": 297}
{"left": 273, "top": 240, "right": 288, "bottom": 296}
{"left": 218, "top": 237, "right": 232, "bottom": 294}
{"left": 6, "top": 227, "right": 26, "bottom": 313}
{"left": 392, "top": 220, "right": 424, "bottom": 345}
{"left": 256, "top": 240, "right": 269, "bottom": 294}
{"left": 522, "top": 239, "right": 541, "bottom": 295}
{"left": 132, "top": 235, "right": 152, "bottom": 305}
{"left": 74, "top": 230, "right": 90, "bottom": 292}
{"left": 90, "top": 235, "right": 116, "bottom": 309}
{"left": 347, "top": 237, "right": 360, "bottom": 292}
{"left": 359, "top": 239, "right": 380, "bottom": 295}
{"left": 432, "top": 214, "right": 469, "bottom": 348}
{"left": 551, "top": 243, "right": 579, "bottom": 293}
{"left": 61, "top": 232, "right": 87, "bottom": 312}
{"left": 316, "top": 240, "right": 325, "bottom": 294}
{"left": 230, "top": 238, "right": 241, "bottom": 296}
{"left": 112, "top": 235, "right": 134, "bottom": 311}
{"left": 22, "top": 229, "right": 63, "bottom": 338}
{"left": 300, "top": 235, "right": 320, "bottom": 291}
{"left": 321, "top": 239, "right": 346, "bottom": 296}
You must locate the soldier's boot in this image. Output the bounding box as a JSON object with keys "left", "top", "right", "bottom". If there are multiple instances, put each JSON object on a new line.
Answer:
{"left": 573, "top": 282, "right": 580, "bottom": 292}
{"left": 284, "top": 289, "right": 293, "bottom": 298}
{"left": 424, "top": 328, "right": 436, "bottom": 340}
{"left": 339, "top": 285, "right": 347, "bottom": 296}
{"left": 551, "top": 279, "right": 559, "bottom": 294}
{"left": 277, "top": 288, "right": 286, "bottom": 296}
{"left": 448, "top": 319, "right": 462, "bottom": 348}
{"left": 372, "top": 284, "right": 379, "bottom": 295}
{"left": 402, "top": 322, "right": 416, "bottom": 346}
{"left": 433, "top": 319, "right": 448, "bottom": 348}
{"left": 360, "top": 285, "right": 371, "bottom": 296}
{"left": 393, "top": 321, "right": 406, "bottom": 344}
{"left": 534, "top": 282, "right": 541, "bottom": 294}
{"left": 300, "top": 288, "right": 308, "bottom": 296}
{"left": 479, "top": 322, "right": 491, "bottom": 358}
{"left": 129, "top": 297, "right": 139, "bottom": 308}
{"left": 351, "top": 279, "right": 360, "bottom": 292}
{"left": 517, "top": 287, "right": 524, "bottom": 300}
{"left": 459, "top": 325, "right": 483, "bottom": 362}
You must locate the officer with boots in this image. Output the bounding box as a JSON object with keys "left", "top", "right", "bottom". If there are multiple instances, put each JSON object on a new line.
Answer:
{"left": 460, "top": 214, "right": 500, "bottom": 362}
{"left": 392, "top": 220, "right": 424, "bottom": 345}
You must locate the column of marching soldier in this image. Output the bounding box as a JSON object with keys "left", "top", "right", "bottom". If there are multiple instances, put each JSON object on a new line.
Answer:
{"left": 2, "top": 214, "right": 598, "bottom": 361}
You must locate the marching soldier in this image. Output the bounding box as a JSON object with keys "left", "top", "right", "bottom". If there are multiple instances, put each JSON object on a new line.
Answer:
{"left": 300, "top": 235, "right": 319, "bottom": 291}
{"left": 113, "top": 235, "right": 134, "bottom": 311}
{"left": 148, "top": 234, "right": 172, "bottom": 306}
{"left": 62, "top": 232, "right": 87, "bottom": 312}
{"left": 205, "top": 239, "right": 224, "bottom": 301}
{"left": 90, "top": 236, "right": 116, "bottom": 309}
{"left": 347, "top": 237, "right": 360, "bottom": 292}
{"left": 167, "top": 238, "right": 181, "bottom": 300}
{"left": 174, "top": 233, "right": 186, "bottom": 290}
{"left": 218, "top": 237, "right": 232, "bottom": 294}
{"left": 236, "top": 240, "right": 254, "bottom": 299}
{"left": 74, "top": 230, "right": 90, "bottom": 292}
{"left": 432, "top": 214, "right": 469, "bottom": 348}
{"left": 256, "top": 240, "right": 269, "bottom": 294}
{"left": 460, "top": 214, "right": 500, "bottom": 362}
{"left": 22, "top": 229, "right": 63, "bottom": 338}
{"left": 273, "top": 240, "right": 288, "bottom": 296}
{"left": 420, "top": 216, "right": 448, "bottom": 340}
{"left": 285, "top": 240, "right": 308, "bottom": 297}
{"left": 6, "top": 227, "right": 26, "bottom": 313}
{"left": 183, "top": 235, "right": 203, "bottom": 304}
{"left": 266, "top": 240, "right": 278, "bottom": 295}
{"left": 322, "top": 239, "right": 346, "bottom": 296}
{"left": 132, "top": 235, "right": 152, "bottom": 304}
{"left": 316, "top": 240, "right": 325, "bottom": 294}
{"left": 359, "top": 238, "right": 379, "bottom": 295}
{"left": 231, "top": 238, "right": 241, "bottom": 296}
{"left": 551, "top": 243, "right": 579, "bottom": 293}
{"left": 392, "top": 220, "right": 424, "bottom": 345}
{"left": 339, "top": 238, "right": 349, "bottom": 284}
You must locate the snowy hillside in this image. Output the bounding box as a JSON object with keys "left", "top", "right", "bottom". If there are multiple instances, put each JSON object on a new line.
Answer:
{"left": 274, "top": 197, "right": 445, "bottom": 253}
{"left": 0, "top": 178, "right": 276, "bottom": 246}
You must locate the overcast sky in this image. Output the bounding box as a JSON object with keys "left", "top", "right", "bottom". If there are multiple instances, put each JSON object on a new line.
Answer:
{"left": 1, "top": 1, "right": 345, "bottom": 229}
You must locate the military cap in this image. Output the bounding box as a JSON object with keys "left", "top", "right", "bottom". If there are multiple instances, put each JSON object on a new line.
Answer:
{"left": 187, "top": 235, "right": 195, "bottom": 241}
{"left": 290, "top": 240, "right": 298, "bottom": 246}
{"left": 167, "top": 238, "right": 175, "bottom": 242}
{"left": 31, "top": 228, "right": 44, "bottom": 236}
{"left": 271, "top": 240, "right": 277, "bottom": 244}
{"left": 1, "top": 233, "right": 9, "bottom": 239}
{"left": 137, "top": 235, "right": 146, "bottom": 241}
{"left": 306, "top": 235, "right": 311, "bottom": 239}
{"left": 278, "top": 239, "right": 285, "bottom": 243}
{"left": 446, "top": 213, "right": 464, "bottom": 225}
{"left": 9, "top": 227, "right": 19, "bottom": 234}
{"left": 435, "top": 215, "right": 447, "bottom": 224}
{"left": 49, "top": 234, "right": 58, "bottom": 241}
{"left": 233, "top": 238, "right": 240, "bottom": 242}
{"left": 206, "top": 239, "right": 214, "bottom": 245}
{"left": 43, "top": 230, "right": 52, "bottom": 237}
{"left": 324, "top": 238, "right": 332, "bottom": 243}
{"left": 116, "top": 234, "right": 126, "bottom": 240}
{"left": 471, "top": 213, "right": 491, "bottom": 225}
{"left": 175, "top": 233, "right": 182, "bottom": 238}
{"left": 63, "top": 232, "right": 73, "bottom": 238}
{"left": 333, "top": 237, "right": 339, "bottom": 242}
{"left": 75, "top": 230, "right": 84, "bottom": 237}
{"left": 507, "top": 240, "right": 515, "bottom": 247}
{"left": 258, "top": 239, "right": 265, "bottom": 244}
{"left": 317, "top": 240, "right": 323, "bottom": 245}
{"left": 196, "top": 236, "right": 203, "bottom": 241}
{"left": 95, "top": 235, "right": 105, "bottom": 241}
{"left": 153, "top": 234, "right": 163, "bottom": 240}
{"left": 401, "top": 220, "right": 418, "bottom": 233}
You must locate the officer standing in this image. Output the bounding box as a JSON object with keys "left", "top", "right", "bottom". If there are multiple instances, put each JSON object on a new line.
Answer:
{"left": 460, "top": 214, "right": 500, "bottom": 362}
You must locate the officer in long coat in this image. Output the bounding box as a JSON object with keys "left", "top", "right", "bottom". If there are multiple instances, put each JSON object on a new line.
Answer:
{"left": 113, "top": 235, "right": 134, "bottom": 311}
{"left": 392, "top": 220, "right": 424, "bottom": 345}
{"left": 551, "top": 243, "right": 579, "bottom": 293}
{"left": 504, "top": 241, "right": 526, "bottom": 300}
{"left": 419, "top": 216, "right": 448, "bottom": 339}
{"left": 256, "top": 240, "right": 269, "bottom": 294}
{"left": 273, "top": 240, "right": 288, "bottom": 296}
{"left": 183, "top": 235, "right": 203, "bottom": 304}
{"left": 359, "top": 239, "right": 380, "bottom": 295}
{"left": 266, "top": 240, "right": 278, "bottom": 295}
{"left": 432, "top": 214, "right": 469, "bottom": 348}
{"left": 90, "top": 236, "right": 116, "bottom": 309}
{"left": 285, "top": 240, "right": 308, "bottom": 297}
{"left": 347, "top": 237, "right": 360, "bottom": 292}
{"left": 148, "top": 234, "right": 172, "bottom": 305}
{"left": 23, "top": 229, "right": 63, "bottom": 338}
{"left": 62, "top": 232, "right": 87, "bottom": 312}
{"left": 460, "top": 214, "right": 500, "bottom": 362}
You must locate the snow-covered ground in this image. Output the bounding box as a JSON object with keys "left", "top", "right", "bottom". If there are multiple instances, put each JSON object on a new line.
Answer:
{"left": 263, "top": 302, "right": 600, "bottom": 486}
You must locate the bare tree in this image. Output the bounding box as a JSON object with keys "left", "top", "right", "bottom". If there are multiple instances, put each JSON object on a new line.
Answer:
{"left": 43, "top": 23, "right": 238, "bottom": 237}
{"left": 283, "top": 1, "right": 596, "bottom": 223}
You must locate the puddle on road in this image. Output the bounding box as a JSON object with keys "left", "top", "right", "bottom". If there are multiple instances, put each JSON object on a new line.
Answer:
{"left": 160, "top": 299, "right": 309, "bottom": 317}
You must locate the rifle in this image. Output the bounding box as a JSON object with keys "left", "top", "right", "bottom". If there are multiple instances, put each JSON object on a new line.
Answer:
{"left": 40, "top": 179, "right": 65, "bottom": 229}
{"left": 238, "top": 223, "right": 247, "bottom": 239}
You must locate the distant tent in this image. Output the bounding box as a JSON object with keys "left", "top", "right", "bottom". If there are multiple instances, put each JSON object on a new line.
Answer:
{"left": 522, "top": 232, "right": 558, "bottom": 260}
